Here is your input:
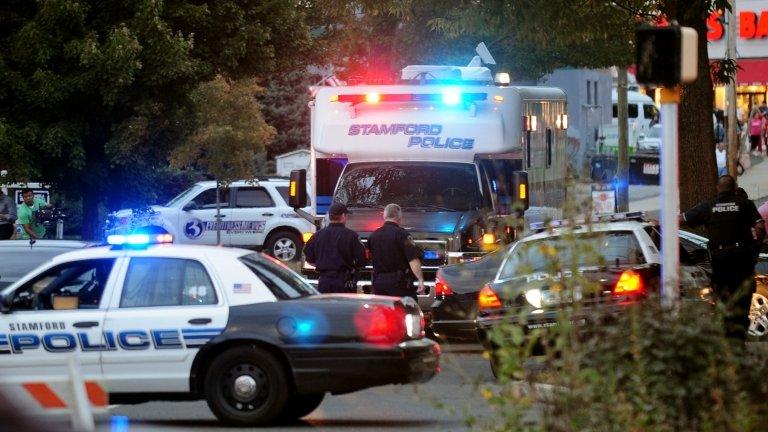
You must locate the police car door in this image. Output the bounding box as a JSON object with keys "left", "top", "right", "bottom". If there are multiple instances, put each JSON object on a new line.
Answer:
{"left": 0, "top": 258, "right": 119, "bottom": 381}
{"left": 179, "top": 186, "right": 232, "bottom": 245}
{"left": 228, "top": 186, "right": 273, "bottom": 247}
{"left": 101, "top": 254, "right": 228, "bottom": 393}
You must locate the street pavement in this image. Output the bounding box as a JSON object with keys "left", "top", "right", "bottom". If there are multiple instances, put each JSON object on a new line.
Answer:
{"left": 630, "top": 155, "right": 768, "bottom": 216}
{"left": 94, "top": 344, "right": 496, "bottom": 431}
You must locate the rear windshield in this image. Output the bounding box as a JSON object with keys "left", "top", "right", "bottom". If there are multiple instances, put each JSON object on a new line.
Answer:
{"left": 499, "top": 231, "right": 645, "bottom": 279}
{"left": 334, "top": 162, "right": 482, "bottom": 211}
{"left": 239, "top": 253, "right": 317, "bottom": 299}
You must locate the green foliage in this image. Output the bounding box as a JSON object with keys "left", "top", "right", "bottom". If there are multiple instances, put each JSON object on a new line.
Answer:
{"left": 170, "top": 76, "right": 276, "bottom": 184}
{"left": 258, "top": 71, "right": 314, "bottom": 161}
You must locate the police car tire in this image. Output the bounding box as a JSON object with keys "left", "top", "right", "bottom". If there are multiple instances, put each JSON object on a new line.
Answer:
{"left": 278, "top": 392, "right": 325, "bottom": 421}
{"left": 204, "top": 346, "right": 289, "bottom": 426}
{"left": 265, "top": 230, "right": 301, "bottom": 262}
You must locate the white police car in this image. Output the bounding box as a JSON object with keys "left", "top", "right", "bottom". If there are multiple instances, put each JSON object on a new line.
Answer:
{"left": 0, "top": 234, "right": 439, "bottom": 425}
{"left": 104, "top": 178, "right": 313, "bottom": 262}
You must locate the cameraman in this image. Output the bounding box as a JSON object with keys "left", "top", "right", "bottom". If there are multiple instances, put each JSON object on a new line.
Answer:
{"left": 17, "top": 188, "right": 49, "bottom": 240}
{"left": 0, "top": 188, "right": 17, "bottom": 239}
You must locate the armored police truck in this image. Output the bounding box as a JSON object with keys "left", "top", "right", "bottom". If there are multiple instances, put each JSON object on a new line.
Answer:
{"left": 291, "top": 47, "right": 568, "bottom": 297}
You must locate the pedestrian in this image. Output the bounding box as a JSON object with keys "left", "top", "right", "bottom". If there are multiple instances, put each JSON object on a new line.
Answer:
{"left": 680, "top": 175, "right": 765, "bottom": 339}
{"left": 748, "top": 109, "right": 764, "bottom": 156}
{"left": 715, "top": 142, "right": 727, "bottom": 177}
{"left": 16, "top": 188, "right": 48, "bottom": 240}
{"left": 367, "top": 204, "right": 425, "bottom": 301}
{"left": 758, "top": 199, "right": 768, "bottom": 247}
{"left": 303, "top": 203, "right": 366, "bottom": 294}
{"left": 0, "top": 188, "right": 17, "bottom": 240}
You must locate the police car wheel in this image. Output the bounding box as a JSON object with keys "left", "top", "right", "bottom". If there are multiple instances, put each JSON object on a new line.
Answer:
{"left": 278, "top": 392, "right": 325, "bottom": 421}
{"left": 204, "top": 346, "right": 289, "bottom": 426}
{"left": 266, "top": 231, "right": 300, "bottom": 262}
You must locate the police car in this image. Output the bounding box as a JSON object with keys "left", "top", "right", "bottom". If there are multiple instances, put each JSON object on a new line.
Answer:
{"left": 475, "top": 212, "right": 712, "bottom": 371}
{"left": 104, "top": 178, "right": 313, "bottom": 262}
{"left": 0, "top": 234, "right": 439, "bottom": 425}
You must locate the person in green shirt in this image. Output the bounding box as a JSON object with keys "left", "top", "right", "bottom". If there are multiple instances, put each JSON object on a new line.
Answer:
{"left": 17, "top": 188, "right": 48, "bottom": 240}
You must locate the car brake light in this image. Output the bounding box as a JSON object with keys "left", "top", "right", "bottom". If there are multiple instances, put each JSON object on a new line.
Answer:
{"left": 435, "top": 278, "right": 453, "bottom": 298}
{"left": 612, "top": 270, "right": 646, "bottom": 297}
{"left": 354, "top": 304, "right": 406, "bottom": 345}
{"left": 478, "top": 285, "right": 502, "bottom": 310}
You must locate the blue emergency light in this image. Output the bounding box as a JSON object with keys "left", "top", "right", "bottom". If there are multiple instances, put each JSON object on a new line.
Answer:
{"left": 107, "top": 233, "right": 174, "bottom": 247}
{"left": 423, "top": 250, "right": 441, "bottom": 260}
{"left": 441, "top": 88, "right": 462, "bottom": 106}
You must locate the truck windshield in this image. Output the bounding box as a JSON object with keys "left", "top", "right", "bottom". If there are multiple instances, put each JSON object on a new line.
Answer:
{"left": 166, "top": 185, "right": 203, "bottom": 207}
{"left": 334, "top": 162, "right": 482, "bottom": 211}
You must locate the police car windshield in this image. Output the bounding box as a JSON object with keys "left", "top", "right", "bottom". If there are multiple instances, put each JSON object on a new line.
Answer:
{"left": 166, "top": 185, "right": 204, "bottom": 207}
{"left": 498, "top": 231, "right": 645, "bottom": 278}
{"left": 334, "top": 162, "right": 482, "bottom": 211}
{"left": 239, "top": 254, "right": 318, "bottom": 299}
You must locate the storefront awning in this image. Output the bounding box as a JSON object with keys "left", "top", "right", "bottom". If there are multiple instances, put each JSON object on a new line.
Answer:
{"left": 737, "top": 59, "right": 768, "bottom": 86}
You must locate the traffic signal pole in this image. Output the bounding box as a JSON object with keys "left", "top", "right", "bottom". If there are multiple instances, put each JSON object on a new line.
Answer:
{"left": 659, "top": 86, "right": 680, "bottom": 309}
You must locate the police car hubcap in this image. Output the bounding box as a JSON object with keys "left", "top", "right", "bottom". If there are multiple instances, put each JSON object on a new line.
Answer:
{"left": 233, "top": 375, "right": 258, "bottom": 399}
{"left": 273, "top": 239, "right": 296, "bottom": 261}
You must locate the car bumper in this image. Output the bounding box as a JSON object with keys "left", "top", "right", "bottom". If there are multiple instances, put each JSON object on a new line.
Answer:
{"left": 430, "top": 319, "right": 479, "bottom": 342}
{"left": 288, "top": 339, "right": 440, "bottom": 395}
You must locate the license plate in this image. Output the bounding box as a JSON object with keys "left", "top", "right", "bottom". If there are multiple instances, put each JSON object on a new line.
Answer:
{"left": 643, "top": 163, "right": 660, "bottom": 175}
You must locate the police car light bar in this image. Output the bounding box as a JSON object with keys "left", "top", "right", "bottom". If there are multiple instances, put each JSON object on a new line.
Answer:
{"left": 529, "top": 211, "right": 647, "bottom": 231}
{"left": 107, "top": 233, "right": 174, "bottom": 247}
{"left": 335, "top": 92, "right": 488, "bottom": 105}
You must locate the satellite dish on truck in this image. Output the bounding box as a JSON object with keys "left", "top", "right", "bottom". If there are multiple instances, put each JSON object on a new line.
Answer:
{"left": 468, "top": 42, "right": 496, "bottom": 67}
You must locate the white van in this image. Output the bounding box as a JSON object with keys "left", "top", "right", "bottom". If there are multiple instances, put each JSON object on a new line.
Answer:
{"left": 611, "top": 89, "right": 659, "bottom": 135}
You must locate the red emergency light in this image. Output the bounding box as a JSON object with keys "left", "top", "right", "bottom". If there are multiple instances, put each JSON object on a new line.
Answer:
{"left": 334, "top": 92, "right": 487, "bottom": 105}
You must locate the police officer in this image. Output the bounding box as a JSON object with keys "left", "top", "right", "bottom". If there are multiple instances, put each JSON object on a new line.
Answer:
{"left": 303, "top": 203, "right": 366, "bottom": 294}
{"left": 367, "top": 204, "right": 425, "bottom": 300}
{"left": 681, "top": 175, "right": 765, "bottom": 339}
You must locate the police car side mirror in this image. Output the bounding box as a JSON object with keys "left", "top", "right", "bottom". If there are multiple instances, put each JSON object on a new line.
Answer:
{"left": 289, "top": 170, "right": 308, "bottom": 209}
{"left": 182, "top": 202, "right": 197, "bottom": 212}
{"left": 0, "top": 293, "right": 11, "bottom": 314}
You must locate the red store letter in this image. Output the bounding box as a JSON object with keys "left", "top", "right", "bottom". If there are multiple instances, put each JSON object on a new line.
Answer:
{"left": 741, "top": 11, "right": 757, "bottom": 39}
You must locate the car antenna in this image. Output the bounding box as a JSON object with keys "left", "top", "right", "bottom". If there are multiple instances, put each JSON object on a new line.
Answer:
{"left": 29, "top": 239, "right": 36, "bottom": 249}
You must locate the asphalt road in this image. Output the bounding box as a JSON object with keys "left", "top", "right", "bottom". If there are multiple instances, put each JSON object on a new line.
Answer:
{"left": 96, "top": 344, "right": 495, "bottom": 431}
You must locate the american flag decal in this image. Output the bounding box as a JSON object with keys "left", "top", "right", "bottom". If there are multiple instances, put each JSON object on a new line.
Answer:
{"left": 233, "top": 283, "right": 251, "bottom": 294}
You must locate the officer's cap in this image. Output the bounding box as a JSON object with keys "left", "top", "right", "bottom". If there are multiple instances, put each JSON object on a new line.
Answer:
{"left": 329, "top": 203, "right": 351, "bottom": 218}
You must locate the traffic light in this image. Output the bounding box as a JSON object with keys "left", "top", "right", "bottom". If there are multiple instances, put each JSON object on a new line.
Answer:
{"left": 288, "top": 169, "right": 307, "bottom": 209}
{"left": 635, "top": 25, "right": 698, "bottom": 86}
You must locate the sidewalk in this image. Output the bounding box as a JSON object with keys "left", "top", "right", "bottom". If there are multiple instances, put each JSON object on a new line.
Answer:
{"left": 629, "top": 156, "right": 768, "bottom": 216}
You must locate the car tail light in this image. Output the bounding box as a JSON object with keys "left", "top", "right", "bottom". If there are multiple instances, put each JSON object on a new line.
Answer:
{"left": 354, "top": 304, "right": 406, "bottom": 345}
{"left": 612, "top": 270, "right": 646, "bottom": 298}
{"left": 435, "top": 278, "right": 453, "bottom": 298}
{"left": 478, "top": 284, "right": 502, "bottom": 310}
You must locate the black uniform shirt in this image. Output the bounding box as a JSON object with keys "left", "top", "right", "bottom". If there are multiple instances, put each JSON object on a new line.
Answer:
{"left": 683, "top": 191, "right": 763, "bottom": 248}
{"left": 304, "top": 223, "right": 366, "bottom": 273}
{"left": 367, "top": 221, "right": 422, "bottom": 274}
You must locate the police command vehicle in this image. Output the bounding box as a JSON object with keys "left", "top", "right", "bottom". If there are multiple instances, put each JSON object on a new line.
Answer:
{"left": 104, "top": 178, "right": 313, "bottom": 262}
{"left": 293, "top": 44, "right": 569, "bottom": 307}
{"left": 0, "top": 234, "right": 438, "bottom": 425}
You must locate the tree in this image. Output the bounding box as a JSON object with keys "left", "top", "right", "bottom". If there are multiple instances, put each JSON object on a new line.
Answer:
{"left": 170, "top": 76, "right": 276, "bottom": 243}
{"left": 258, "top": 70, "right": 314, "bottom": 163}
{"left": 0, "top": 0, "right": 311, "bottom": 239}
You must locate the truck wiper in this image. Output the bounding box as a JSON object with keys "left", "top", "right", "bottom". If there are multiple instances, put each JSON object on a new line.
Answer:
{"left": 347, "top": 203, "right": 383, "bottom": 209}
{"left": 403, "top": 204, "right": 457, "bottom": 212}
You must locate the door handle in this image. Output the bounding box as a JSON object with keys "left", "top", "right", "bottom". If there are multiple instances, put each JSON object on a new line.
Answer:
{"left": 215, "top": 215, "right": 226, "bottom": 218}
{"left": 73, "top": 321, "right": 99, "bottom": 328}
{"left": 261, "top": 213, "right": 274, "bottom": 217}
{"left": 188, "top": 318, "right": 212, "bottom": 325}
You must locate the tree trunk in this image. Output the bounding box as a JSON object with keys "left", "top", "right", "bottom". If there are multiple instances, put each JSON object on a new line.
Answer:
{"left": 616, "top": 68, "right": 630, "bottom": 212}
{"left": 677, "top": 6, "right": 717, "bottom": 211}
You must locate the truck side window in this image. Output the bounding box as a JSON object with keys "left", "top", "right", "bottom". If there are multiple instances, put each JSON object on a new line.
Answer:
{"left": 235, "top": 187, "right": 274, "bottom": 208}
{"left": 192, "top": 188, "right": 230, "bottom": 210}
{"left": 546, "top": 129, "right": 553, "bottom": 167}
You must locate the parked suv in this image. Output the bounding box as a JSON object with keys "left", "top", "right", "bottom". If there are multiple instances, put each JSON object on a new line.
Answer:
{"left": 104, "top": 178, "right": 313, "bottom": 262}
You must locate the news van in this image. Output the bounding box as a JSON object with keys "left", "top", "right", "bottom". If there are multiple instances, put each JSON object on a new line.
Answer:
{"left": 290, "top": 48, "right": 568, "bottom": 295}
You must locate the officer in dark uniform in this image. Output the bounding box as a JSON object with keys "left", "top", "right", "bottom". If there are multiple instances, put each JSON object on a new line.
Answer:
{"left": 681, "top": 175, "right": 765, "bottom": 339}
{"left": 367, "top": 203, "right": 425, "bottom": 300}
{"left": 304, "top": 203, "right": 366, "bottom": 294}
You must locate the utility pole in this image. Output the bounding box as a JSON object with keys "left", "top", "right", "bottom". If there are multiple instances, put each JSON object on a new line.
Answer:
{"left": 616, "top": 68, "right": 630, "bottom": 212}
{"left": 726, "top": 1, "right": 739, "bottom": 177}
